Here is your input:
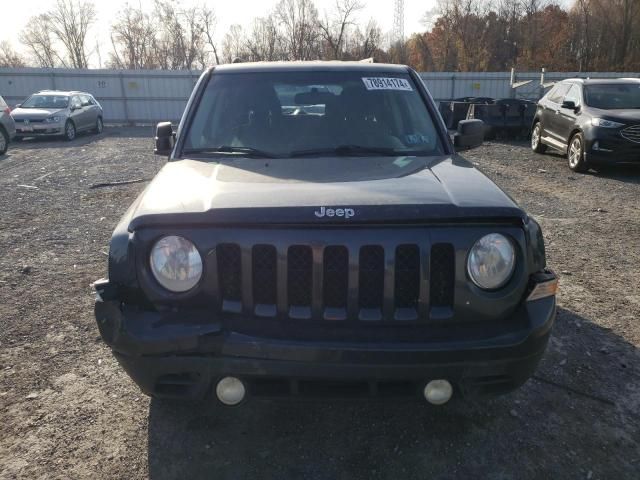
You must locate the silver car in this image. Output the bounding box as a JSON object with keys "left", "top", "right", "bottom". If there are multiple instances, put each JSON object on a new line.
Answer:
{"left": 11, "top": 90, "right": 103, "bottom": 141}
{"left": 0, "top": 95, "right": 16, "bottom": 155}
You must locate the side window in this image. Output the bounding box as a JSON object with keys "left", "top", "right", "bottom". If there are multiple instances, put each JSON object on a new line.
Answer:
{"left": 71, "top": 96, "right": 82, "bottom": 109}
{"left": 80, "top": 94, "right": 92, "bottom": 107}
{"left": 548, "top": 84, "right": 570, "bottom": 104}
{"left": 564, "top": 85, "right": 581, "bottom": 106}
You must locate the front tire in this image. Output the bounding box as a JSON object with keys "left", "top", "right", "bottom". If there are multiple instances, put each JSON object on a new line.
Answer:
{"left": 568, "top": 132, "right": 588, "bottom": 173}
{"left": 64, "top": 121, "right": 76, "bottom": 141}
{"left": 94, "top": 117, "right": 103, "bottom": 134}
{"left": 531, "top": 122, "right": 547, "bottom": 154}
{"left": 0, "top": 129, "right": 8, "bottom": 155}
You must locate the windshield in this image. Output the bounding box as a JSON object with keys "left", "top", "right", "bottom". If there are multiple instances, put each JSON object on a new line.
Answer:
{"left": 183, "top": 71, "right": 445, "bottom": 157}
{"left": 21, "top": 94, "right": 69, "bottom": 109}
{"left": 584, "top": 84, "right": 640, "bottom": 109}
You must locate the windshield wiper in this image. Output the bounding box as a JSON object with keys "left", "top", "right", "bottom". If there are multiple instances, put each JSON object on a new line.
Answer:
{"left": 183, "top": 146, "right": 278, "bottom": 158}
{"left": 289, "top": 145, "right": 404, "bottom": 157}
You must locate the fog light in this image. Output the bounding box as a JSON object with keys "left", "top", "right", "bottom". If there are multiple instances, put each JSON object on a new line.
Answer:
{"left": 215, "top": 377, "right": 246, "bottom": 405}
{"left": 424, "top": 379, "right": 453, "bottom": 405}
{"left": 592, "top": 141, "right": 613, "bottom": 153}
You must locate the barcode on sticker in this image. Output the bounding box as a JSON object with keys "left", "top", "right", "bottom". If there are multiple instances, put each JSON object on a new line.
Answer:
{"left": 362, "top": 77, "right": 413, "bottom": 91}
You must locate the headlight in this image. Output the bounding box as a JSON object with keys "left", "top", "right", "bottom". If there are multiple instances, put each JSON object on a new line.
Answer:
{"left": 150, "top": 235, "right": 202, "bottom": 292}
{"left": 44, "top": 116, "right": 62, "bottom": 123}
{"left": 591, "top": 118, "right": 624, "bottom": 128}
{"left": 467, "top": 233, "right": 515, "bottom": 290}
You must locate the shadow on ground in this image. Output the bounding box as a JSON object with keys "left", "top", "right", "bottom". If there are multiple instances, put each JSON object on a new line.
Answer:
{"left": 147, "top": 308, "right": 640, "bottom": 480}
{"left": 589, "top": 164, "right": 640, "bottom": 185}
{"left": 4, "top": 126, "right": 155, "bottom": 153}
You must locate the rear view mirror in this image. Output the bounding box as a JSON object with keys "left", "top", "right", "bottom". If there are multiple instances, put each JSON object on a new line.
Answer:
{"left": 154, "top": 121, "right": 174, "bottom": 156}
{"left": 454, "top": 119, "right": 484, "bottom": 150}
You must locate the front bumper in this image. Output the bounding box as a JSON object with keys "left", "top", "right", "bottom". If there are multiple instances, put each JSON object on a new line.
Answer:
{"left": 95, "top": 277, "right": 557, "bottom": 402}
{"left": 15, "top": 124, "right": 64, "bottom": 137}
{"left": 584, "top": 127, "right": 640, "bottom": 164}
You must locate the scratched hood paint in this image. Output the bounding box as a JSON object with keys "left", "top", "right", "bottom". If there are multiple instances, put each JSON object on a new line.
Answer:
{"left": 127, "top": 155, "right": 525, "bottom": 229}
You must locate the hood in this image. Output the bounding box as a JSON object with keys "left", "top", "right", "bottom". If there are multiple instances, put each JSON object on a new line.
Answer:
{"left": 127, "top": 155, "right": 525, "bottom": 229}
{"left": 589, "top": 108, "right": 640, "bottom": 123}
{"left": 11, "top": 107, "right": 67, "bottom": 120}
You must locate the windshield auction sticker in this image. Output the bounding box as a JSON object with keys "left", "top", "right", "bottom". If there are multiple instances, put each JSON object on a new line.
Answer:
{"left": 362, "top": 77, "right": 413, "bottom": 91}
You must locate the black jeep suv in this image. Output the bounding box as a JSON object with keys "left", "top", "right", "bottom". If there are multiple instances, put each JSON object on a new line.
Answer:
{"left": 531, "top": 78, "right": 640, "bottom": 172}
{"left": 94, "top": 62, "right": 557, "bottom": 406}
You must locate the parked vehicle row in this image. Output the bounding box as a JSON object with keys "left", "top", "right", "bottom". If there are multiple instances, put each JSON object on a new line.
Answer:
{"left": 0, "top": 90, "right": 103, "bottom": 156}
{"left": 531, "top": 78, "right": 640, "bottom": 172}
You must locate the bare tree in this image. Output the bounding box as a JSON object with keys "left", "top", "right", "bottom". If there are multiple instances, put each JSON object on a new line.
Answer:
{"left": 0, "top": 41, "right": 26, "bottom": 67}
{"left": 246, "top": 16, "right": 285, "bottom": 62}
{"left": 154, "top": 1, "right": 210, "bottom": 70}
{"left": 47, "top": 0, "right": 96, "bottom": 68}
{"left": 199, "top": 5, "right": 220, "bottom": 66}
{"left": 318, "top": 0, "right": 363, "bottom": 60}
{"left": 109, "top": 5, "right": 157, "bottom": 69}
{"left": 347, "top": 19, "right": 382, "bottom": 60}
{"left": 275, "top": 0, "right": 321, "bottom": 60}
{"left": 20, "top": 14, "right": 64, "bottom": 68}
{"left": 222, "top": 25, "right": 247, "bottom": 63}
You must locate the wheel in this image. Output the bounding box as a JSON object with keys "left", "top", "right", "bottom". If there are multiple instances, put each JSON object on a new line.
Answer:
{"left": 0, "top": 129, "right": 8, "bottom": 155}
{"left": 64, "top": 120, "right": 76, "bottom": 141}
{"left": 567, "top": 132, "right": 588, "bottom": 173}
{"left": 94, "top": 117, "right": 103, "bottom": 134}
{"left": 531, "top": 122, "right": 547, "bottom": 153}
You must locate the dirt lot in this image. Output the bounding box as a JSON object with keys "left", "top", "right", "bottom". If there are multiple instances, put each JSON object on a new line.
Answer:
{"left": 1, "top": 127, "right": 639, "bottom": 479}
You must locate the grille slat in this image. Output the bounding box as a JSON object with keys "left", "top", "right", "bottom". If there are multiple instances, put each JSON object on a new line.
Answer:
{"left": 359, "top": 246, "right": 384, "bottom": 309}
{"left": 394, "top": 245, "right": 420, "bottom": 310}
{"left": 288, "top": 246, "right": 312, "bottom": 319}
{"left": 217, "top": 244, "right": 241, "bottom": 314}
{"left": 217, "top": 244, "right": 241, "bottom": 300}
{"left": 215, "top": 241, "right": 456, "bottom": 322}
{"left": 621, "top": 124, "right": 640, "bottom": 144}
{"left": 430, "top": 244, "right": 455, "bottom": 309}
{"left": 323, "top": 246, "right": 349, "bottom": 320}
{"left": 252, "top": 245, "right": 277, "bottom": 316}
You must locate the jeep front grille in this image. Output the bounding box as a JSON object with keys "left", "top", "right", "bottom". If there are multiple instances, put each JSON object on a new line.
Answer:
{"left": 215, "top": 240, "right": 455, "bottom": 322}
{"left": 621, "top": 124, "right": 640, "bottom": 144}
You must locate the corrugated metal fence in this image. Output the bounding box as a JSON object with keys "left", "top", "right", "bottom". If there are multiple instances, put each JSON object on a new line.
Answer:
{"left": 1, "top": 67, "right": 638, "bottom": 124}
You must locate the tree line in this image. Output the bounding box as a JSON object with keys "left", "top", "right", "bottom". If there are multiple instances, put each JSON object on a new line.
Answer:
{"left": 0, "top": 0, "right": 639, "bottom": 72}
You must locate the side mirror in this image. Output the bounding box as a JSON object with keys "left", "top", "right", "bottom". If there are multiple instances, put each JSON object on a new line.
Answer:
{"left": 154, "top": 121, "right": 174, "bottom": 156}
{"left": 14, "top": 104, "right": 21, "bottom": 109}
{"left": 561, "top": 100, "right": 577, "bottom": 110}
{"left": 454, "top": 119, "right": 484, "bottom": 150}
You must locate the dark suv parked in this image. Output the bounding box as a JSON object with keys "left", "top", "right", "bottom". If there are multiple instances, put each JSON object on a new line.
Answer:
{"left": 531, "top": 78, "right": 640, "bottom": 172}
{"left": 94, "top": 62, "right": 557, "bottom": 406}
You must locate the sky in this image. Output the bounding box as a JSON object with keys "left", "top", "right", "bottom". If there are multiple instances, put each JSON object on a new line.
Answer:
{"left": 1, "top": 0, "right": 437, "bottom": 68}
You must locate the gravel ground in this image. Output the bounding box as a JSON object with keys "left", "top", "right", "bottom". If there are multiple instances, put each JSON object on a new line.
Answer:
{"left": 0, "top": 127, "right": 639, "bottom": 479}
